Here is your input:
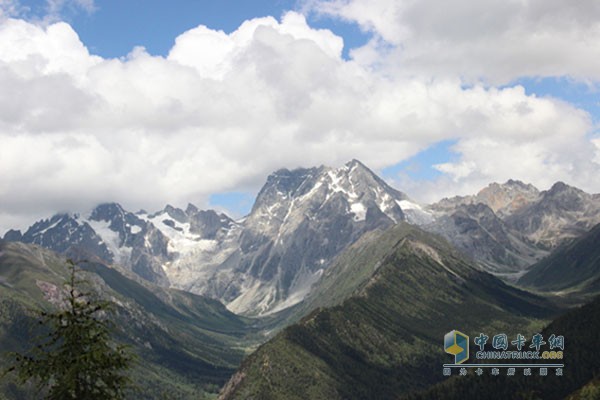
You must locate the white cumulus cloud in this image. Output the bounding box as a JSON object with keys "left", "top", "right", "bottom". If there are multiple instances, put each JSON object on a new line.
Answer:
{"left": 0, "top": 5, "right": 599, "bottom": 233}
{"left": 308, "top": 0, "right": 600, "bottom": 83}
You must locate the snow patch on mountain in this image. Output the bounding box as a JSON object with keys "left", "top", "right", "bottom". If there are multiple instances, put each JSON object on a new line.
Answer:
{"left": 86, "top": 218, "right": 131, "bottom": 265}
{"left": 396, "top": 200, "right": 435, "bottom": 225}
{"left": 350, "top": 203, "right": 366, "bottom": 221}
{"left": 141, "top": 213, "right": 198, "bottom": 253}
{"left": 33, "top": 218, "right": 63, "bottom": 237}
{"left": 134, "top": 208, "right": 243, "bottom": 291}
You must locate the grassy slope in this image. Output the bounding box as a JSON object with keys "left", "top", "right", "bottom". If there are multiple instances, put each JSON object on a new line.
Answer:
{"left": 220, "top": 224, "right": 557, "bottom": 400}
{"left": 0, "top": 241, "right": 256, "bottom": 399}
{"left": 519, "top": 222, "right": 600, "bottom": 301}
{"left": 404, "top": 295, "right": 600, "bottom": 400}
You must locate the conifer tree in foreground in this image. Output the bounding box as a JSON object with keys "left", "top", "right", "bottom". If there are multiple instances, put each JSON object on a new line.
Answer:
{"left": 6, "top": 260, "right": 134, "bottom": 399}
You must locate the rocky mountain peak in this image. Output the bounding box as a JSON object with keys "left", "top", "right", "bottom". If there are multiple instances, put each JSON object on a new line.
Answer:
{"left": 257, "top": 167, "right": 322, "bottom": 200}
{"left": 90, "top": 202, "right": 124, "bottom": 219}
{"left": 537, "top": 181, "right": 590, "bottom": 212}
{"left": 346, "top": 158, "right": 364, "bottom": 168}
{"left": 90, "top": 203, "right": 146, "bottom": 239}
{"left": 189, "top": 209, "right": 236, "bottom": 239}
{"left": 10, "top": 212, "right": 113, "bottom": 264}
{"left": 545, "top": 181, "right": 587, "bottom": 200}
{"left": 505, "top": 178, "right": 531, "bottom": 187}
{"left": 245, "top": 161, "right": 410, "bottom": 239}
{"left": 185, "top": 203, "right": 199, "bottom": 215}
{"left": 503, "top": 181, "right": 600, "bottom": 250}
{"left": 548, "top": 181, "right": 571, "bottom": 193}
{"left": 216, "top": 160, "right": 421, "bottom": 314}
{"left": 3, "top": 229, "right": 22, "bottom": 241}
{"left": 475, "top": 180, "right": 540, "bottom": 217}
{"left": 163, "top": 204, "right": 188, "bottom": 223}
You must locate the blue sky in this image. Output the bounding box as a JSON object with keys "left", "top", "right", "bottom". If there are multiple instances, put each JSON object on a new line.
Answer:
{"left": 16, "top": 0, "right": 370, "bottom": 59}
{"left": 13, "top": 0, "right": 376, "bottom": 217}
{"left": 7, "top": 0, "right": 375, "bottom": 217}
{"left": 71, "top": 1, "right": 301, "bottom": 57}
{"left": 1, "top": 0, "right": 600, "bottom": 228}
{"left": 517, "top": 77, "right": 600, "bottom": 125}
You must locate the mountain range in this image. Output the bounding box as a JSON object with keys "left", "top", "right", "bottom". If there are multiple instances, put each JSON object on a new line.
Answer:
{"left": 5, "top": 160, "right": 599, "bottom": 316}
{"left": 2, "top": 159, "right": 600, "bottom": 399}
{"left": 4, "top": 160, "right": 417, "bottom": 316}
{"left": 427, "top": 179, "right": 600, "bottom": 274}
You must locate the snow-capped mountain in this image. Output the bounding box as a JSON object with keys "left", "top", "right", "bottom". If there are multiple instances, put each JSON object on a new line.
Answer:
{"left": 178, "top": 159, "right": 427, "bottom": 315}
{"left": 139, "top": 205, "right": 242, "bottom": 294}
{"left": 4, "top": 160, "right": 425, "bottom": 316}
{"left": 5, "top": 213, "right": 112, "bottom": 262}
{"left": 5, "top": 203, "right": 172, "bottom": 285}
{"left": 5, "top": 162, "right": 600, "bottom": 315}
{"left": 195, "top": 159, "right": 417, "bottom": 315}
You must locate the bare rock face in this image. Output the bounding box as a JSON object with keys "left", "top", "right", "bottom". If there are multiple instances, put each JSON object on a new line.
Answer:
{"left": 425, "top": 203, "right": 541, "bottom": 272}
{"left": 431, "top": 179, "right": 540, "bottom": 217}
{"left": 505, "top": 182, "right": 600, "bottom": 249}
{"left": 426, "top": 180, "right": 600, "bottom": 273}
{"left": 195, "top": 160, "right": 412, "bottom": 315}
{"left": 475, "top": 180, "right": 541, "bottom": 217}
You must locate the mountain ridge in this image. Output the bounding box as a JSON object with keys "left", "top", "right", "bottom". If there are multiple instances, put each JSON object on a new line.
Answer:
{"left": 218, "top": 223, "right": 556, "bottom": 400}
{"left": 518, "top": 222, "right": 600, "bottom": 299}
{"left": 427, "top": 179, "right": 600, "bottom": 273}
{"left": 4, "top": 161, "right": 600, "bottom": 315}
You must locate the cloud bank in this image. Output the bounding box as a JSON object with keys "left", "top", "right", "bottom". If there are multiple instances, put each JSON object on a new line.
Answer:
{"left": 1, "top": 1, "right": 599, "bottom": 232}
{"left": 309, "top": 0, "right": 600, "bottom": 83}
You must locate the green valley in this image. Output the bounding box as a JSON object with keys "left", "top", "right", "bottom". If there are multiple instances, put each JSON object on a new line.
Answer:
{"left": 0, "top": 240, "right": 256, "bottom": 399}
{"left": 218, "top": 223, "right": 558, "bottom": 400}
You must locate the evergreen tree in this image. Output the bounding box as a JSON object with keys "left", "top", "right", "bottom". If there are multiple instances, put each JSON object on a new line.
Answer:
{"left": 6, "top": 260, "right": 134, "bottom": 399}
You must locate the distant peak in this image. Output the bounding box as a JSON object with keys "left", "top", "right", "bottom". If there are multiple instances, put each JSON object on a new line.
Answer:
{"left": 164, "top": 204, "right": 187, "bottom": 223}
{"left": 344, "top": 159, "right": 377, "bottom": 175}
{"left": 345, "top": 159, "right": 366, "bottom": 168}
{"left": 505, "top": 179, "right": 538, "bottom": 190}
{"left": 340, "top": 159, "right": 378, "bottom": 178}
{"left": 89, "top": 202, "right": 126, "bottom": 222}
{"left": 548, "top": 181, "right": 581, "bottom": 195}
{"left": 550, "top": 181, "right": 569, "bottom": 191}
{"left": 164, "top": 204, "right": 177, "bottom": 212}
{"left": 51, "top": 212, "right": 72, "bottom": 222}
{"left": 3, "top": 229, "right": 22, "bottom": 241}
{"left": 94, "top": 202, "right": 124, "bottom": 213}
{"left": 185, "top": 203, "right": 199, "bottom": 215}
{"left": 198, "top": 209, "right": 219, "bottom": 217}
{"left": 271, "top": 167, "right": 291, "bottom": 177}
{"left": 478, "top": 179, "right": 539, "bottom": 195}
{"left": 505, "top": 179, "right": 524, "bottom": 186}
{"left": 268, "top": 166, "right": 322, "bottom": 182}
